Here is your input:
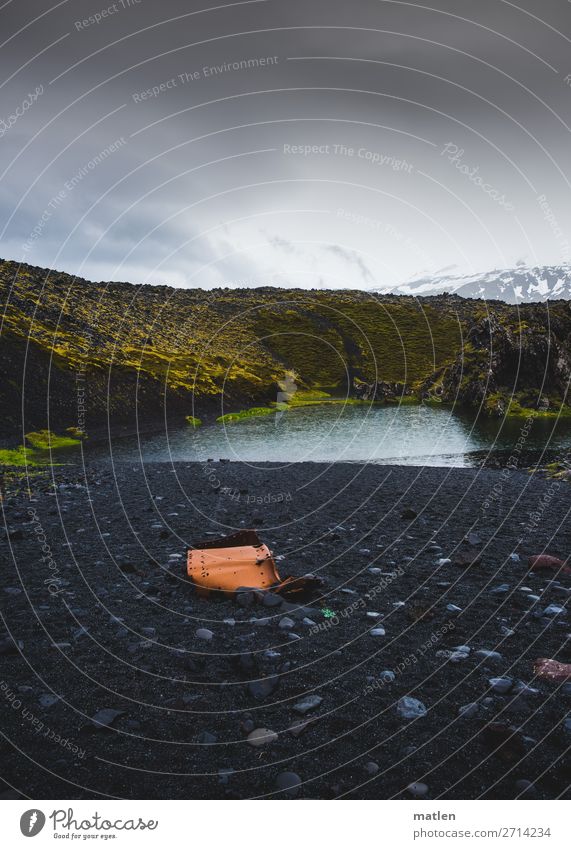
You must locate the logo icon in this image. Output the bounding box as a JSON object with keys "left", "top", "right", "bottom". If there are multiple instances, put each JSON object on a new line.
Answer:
{"left": 20, "top": 810, "right": 46, "bottom": 837}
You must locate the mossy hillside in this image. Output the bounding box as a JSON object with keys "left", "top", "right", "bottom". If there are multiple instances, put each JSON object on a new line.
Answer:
{"left": 2, "top": 259, "right": 571, "bottom": 431}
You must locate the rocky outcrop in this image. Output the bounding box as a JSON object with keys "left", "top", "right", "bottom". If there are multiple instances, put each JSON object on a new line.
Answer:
{"left": 422, "top": 307, "right": 571, "bottom": 415}
{"left": 353, "top": 380, "right": 412, "bottom": 402}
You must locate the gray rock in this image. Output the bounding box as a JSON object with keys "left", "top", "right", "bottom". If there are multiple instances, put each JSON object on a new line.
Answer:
{"left": 39, "top": 694, "right": 60, "bottom": 708}
{"left": 370, "top": 627, "right": 386, "bottom": 637}
{"left": 407, "top": 781, "right": 428, "bottom": 797}
{"left": 293, "top": 695, "right": 323, "bottom": 715}
{"left": 397, "top": 696, "right": 427, "bottom": 720}
{"left": 543, "top": 604, "right": 566, "bottom": 617}
{"left": 247, "top": 727, "right": 278, "bottom": 747}
{"left": 195, "top": 628, "right": 213, "bottom": 641}
{"left": 196, "top": 731, "right": 217, "bottom": 744}
{"left": 364, "top": 761, "right": 379, "bottom": 775}
{"left": 490, "top": 584, "right": 510, "bottom": 594}
{"left": 275, "top": 771, "right": 302, "bottom": 796}
{"left": 446, "top": 603, "right": 462, "bottom": 613}
{"left": 515, "top": 779, "right": 536, "bottom": 794}
{"left": 458, "top": 702, "right": 479, "bottom": 718}
{"left": 379, "top": 670, "right": 396, "bottom": 683}
{"left": 263, "top": 593, "right": 283, "bottom": 608}
{"left": 475, "top": 650, "right": 503, "bottom": 662}
{"left": 248, "top": 675, "right": 280, "bottom": 701}
{"left": 90, "top": 708, "right": 125, "bottom": 729}
{"left": 279, "top": 617, "right": 295, "bottom": 630}
{"left": 489, "top": 677, "right": 513, "bottom": 694}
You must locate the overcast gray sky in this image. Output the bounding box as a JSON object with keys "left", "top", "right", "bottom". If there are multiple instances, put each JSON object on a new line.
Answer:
{"left": 1, "top": 0, "right": 570, "bottom": 288}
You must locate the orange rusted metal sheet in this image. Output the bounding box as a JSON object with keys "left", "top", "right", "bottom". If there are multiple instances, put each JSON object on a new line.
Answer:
{"left": 187, "top": 529, "right": 322, "bottom": 598}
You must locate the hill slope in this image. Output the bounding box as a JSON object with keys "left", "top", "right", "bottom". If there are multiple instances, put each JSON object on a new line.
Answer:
{"left": 1, "top": 259, "right": 570, "bottom": 439}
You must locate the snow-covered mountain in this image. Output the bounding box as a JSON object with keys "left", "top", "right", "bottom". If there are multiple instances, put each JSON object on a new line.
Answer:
{"left": 376, "top": 266, "right": 571, "bottom": 303}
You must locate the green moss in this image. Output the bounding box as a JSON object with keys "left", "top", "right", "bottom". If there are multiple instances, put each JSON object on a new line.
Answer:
{"left": 217, "top": 406, "right": 276, "bottom": 423}
{"left": 25, "top": 430, "right": 81, "bottom": 449}
{"left": 0, "top": 446, "right": 37, "bottom": 467}
{"left": 65, "top": 426, "right": 86, "bottom": 439}
{"left": 185, "top": 415, "right": 202, "bottom": 427}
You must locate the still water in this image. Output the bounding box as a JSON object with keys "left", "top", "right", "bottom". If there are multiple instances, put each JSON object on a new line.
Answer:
{"left": 96, "top": 404, "right": 570, "bottom": 467}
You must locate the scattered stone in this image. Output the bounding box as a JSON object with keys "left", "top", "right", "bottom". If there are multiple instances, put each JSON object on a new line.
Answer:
{"left": 543, "top": 604, "right": 566, "bottom": 617}
{"left": 275, "top": 771, "right": 302, "bottom": 796}
{"left": 263, "top": 593, "right": 283, "bottom": 608}
{"left": 293, "top": 695, "right": 323, "bottom": 715}
{"left": 370, "top": 627, "right": 386, "bottom": 637}
{"left": 446, "top": 603, "right": 462, "bottom": 613}
{"left": 39, "top": 694, "right": 60, "bottom": 708}
{"left": 490, "top": 584, "right": 510, "bottom": 594}
{"left": 218, "top": 768, "right": 234, "bottom": 785}
{"left": 437, "top": 558, "right": 452, "bottom": 567}
{"left": 453, "top": 549, "right": 482, "bottom": 568}
{"left": 458, "top": 702, "right": 479, "bottom": 718}
{"left": 475, "top": 650, "right": 503, "bottom": 662}
{"left": 90, "top": 708, "right": 125, "bottom": 729}
{"left": 248, "top": 675, "right": 280, "bottom": 701}
{"left": 366, "top": 611, "right": 382, "bottom": 619}
{"left": 407, "top": 782, "right": 428, "bottom": 797}
{"left": 533, "top": 658, "right": 571, "bottom": 683}
{"left": 528, "top": 555, "right": 568, "bottom": 573}
{"left": 466, "top": 531, "right": 482, "bottom": 546}
{"left": 196, "top": 731, "right": 217, "bottom": 744}
{"left": 509, "top": 553, "right": 521, "bottom": 562}
{"left": 397, "top": 696, "right": 427, "bottom": 720}
{"left": 247, "top": 727, "right": 278, "bottom": 747}
{"left": 514, "top": 779, "right": 536, "bottom": 794}
{"left": 379, "top": 670, "right": 396, "bottom": 683}
{"left": 236, "top": 590, "right": 255, "bottom": 608}
{"left": 289, "top": 719, "right": 313, "bottom": 737}
{"left": 279, "top": 617, "right": 295, "bottom": 630}
{"left": 512, "top": 681, "right": 539, "bottom": 697}
{"left": 195, "top": 628, "right": 213, "bottom": 641}
{"left": 364, "top": 761, "right": 379, "bottom": 775}
{"left": 500, "top": 626, "right": 515, "bottom": 637}
{"left": 489, "top": 677, "right": 513, "bottom": 694}
{"left": 401, "top": 508, "right": 417, "bottom": 520}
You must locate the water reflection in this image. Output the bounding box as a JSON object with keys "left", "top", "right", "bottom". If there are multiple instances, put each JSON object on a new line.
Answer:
{"left": 89, "top": 404, "right": 571, "bottom": 467}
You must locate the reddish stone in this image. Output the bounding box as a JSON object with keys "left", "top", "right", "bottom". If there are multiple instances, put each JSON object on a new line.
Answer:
{"left": 533, "top": 658, "right": 571, "bottom": 683}
{"left": 527, "top": 555, "right": 570, "bottom": 573}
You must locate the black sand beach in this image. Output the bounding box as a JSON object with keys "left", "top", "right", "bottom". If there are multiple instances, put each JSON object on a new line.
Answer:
{"left": 1, "top": 461, "right": 570, "bottom": 800}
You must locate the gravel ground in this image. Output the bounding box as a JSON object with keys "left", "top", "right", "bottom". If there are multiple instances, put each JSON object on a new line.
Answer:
{"left": 1, "top": 460, "right": 570, "bottom": 800}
